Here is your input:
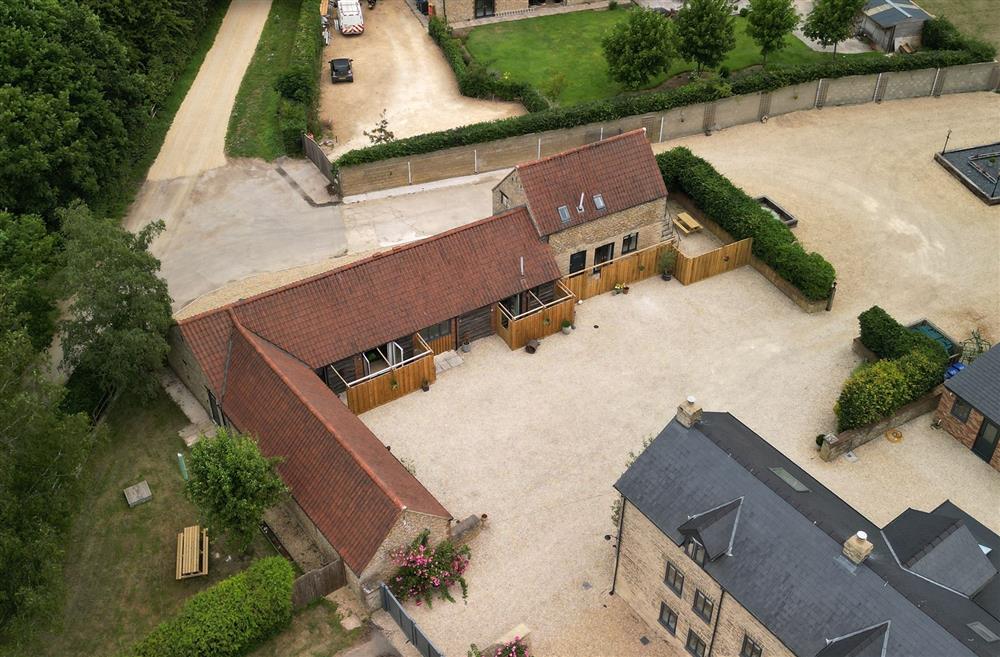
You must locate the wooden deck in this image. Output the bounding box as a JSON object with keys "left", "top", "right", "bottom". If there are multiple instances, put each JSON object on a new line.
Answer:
{"left": 496, "top": 281, "right": 577, "bottom": 350}
{"left": 344, "top": 334, "right": 437, "bottom": 414}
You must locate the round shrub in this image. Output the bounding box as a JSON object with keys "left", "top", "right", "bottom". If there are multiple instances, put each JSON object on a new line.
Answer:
{"left": 858, "top": 305, "right": 906, "bottom": 359}
{"left": 835, "top": 360, "right": 910, "bottom": 432}
{"left": 274, "top": 68, "right": 315, "bottom": 103}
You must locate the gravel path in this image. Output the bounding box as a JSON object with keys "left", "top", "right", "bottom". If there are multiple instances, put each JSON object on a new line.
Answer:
{"left": 359, "top": 92, "right": 1000, "bottom": 655}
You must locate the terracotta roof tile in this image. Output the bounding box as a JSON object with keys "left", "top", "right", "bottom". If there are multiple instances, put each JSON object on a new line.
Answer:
{"left": 514, "top": 129, "right": 666, "bottom": 236}
{"left": 222, "top": 323, "right": 450, "bottom": 573}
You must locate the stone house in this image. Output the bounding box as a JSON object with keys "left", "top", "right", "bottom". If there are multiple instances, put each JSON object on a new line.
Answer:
{"left": 492, "top": 129, "right": 672, "bottom": 277}
{"left": 935, "top": 346, "right": 1000, "bottom": 471}
{"left": 430, "top": 0, "right": 599, "bottom": 27}
{"left": 612, "top": 400, "right": 1000, "bottom": 656}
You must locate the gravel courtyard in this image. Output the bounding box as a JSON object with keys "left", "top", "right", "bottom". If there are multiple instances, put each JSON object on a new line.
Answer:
{"left": 360, "top": 92, "right": 1000, "bottom": 655}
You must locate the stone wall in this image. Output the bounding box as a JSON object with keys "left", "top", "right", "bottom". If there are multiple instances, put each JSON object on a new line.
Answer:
{"left": 438, "top": 0, "right": 528, "bottom": 26}
{"left": 710, "top": 591, "right": 795, "bottom": 657}
{"left": 547, "top": 199, "right": 668, "bottom": 275}
{"left": 935, "top": 388, "right": 999, "bottom": 470}
{"left": 337, "top": 63, "right": 1000, "bottom": 196}
{"left": 492, "top": 169, "right": 527, "bottom": 213}
{"left": 820, "top": 390, "right": 942, "bottom": 461}
{"left": 167, "top": 326, "right": 213, "bottom": 414}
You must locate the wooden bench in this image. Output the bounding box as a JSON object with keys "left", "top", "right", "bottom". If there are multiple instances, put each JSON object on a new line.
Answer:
{"left": 673, "top": 212, "right": 702, "bottom": 235}
{"left": 176, "top": 525, "right": 209, "bottom": 580}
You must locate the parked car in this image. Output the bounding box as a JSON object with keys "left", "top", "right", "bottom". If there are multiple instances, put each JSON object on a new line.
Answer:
{"left": 329, "top": 58, "right": 354, "bottom": 83}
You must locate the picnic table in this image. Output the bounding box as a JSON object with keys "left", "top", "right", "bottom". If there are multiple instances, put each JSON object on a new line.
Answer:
{"left": 673, "top": 211, "right": 703, "bottom": 235}
{"left": 176, "top": 525, "right": 209, "bottom": 580}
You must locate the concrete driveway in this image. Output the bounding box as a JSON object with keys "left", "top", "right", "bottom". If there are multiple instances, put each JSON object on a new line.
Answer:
{"left": 320, "top": 0, "right": 523, "bottom": 157}
{"left": 358, "top": 93, "right": 1000, "bottom": 655}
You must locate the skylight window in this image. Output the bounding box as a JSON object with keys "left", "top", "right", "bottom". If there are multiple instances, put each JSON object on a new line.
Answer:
{"left": 770, "top": 466, "right": 810, "bottom": 492}
{"left": 593, "top": 194, "right": 606, "bottom": 210}
{"left": 558, "top": 205, "right": 571, "bottom": 223}
{"left": 968, "top": 622, "right": 1000, "bottom": 643}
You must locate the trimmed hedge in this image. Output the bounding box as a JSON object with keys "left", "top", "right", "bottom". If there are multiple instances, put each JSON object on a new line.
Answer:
{"left": 337, "top": 44, "right": 987, "bottom": 167}
{"left": 275, "top": 0, "right": 324, "bottom": 155}
{"left": 429, "top": 18, "right": 549, "bottom": 113}
{"left": 656, "top": 147, "right": 836, "bottom": 301}
{"left": 922, "top": 16, "right": 997, "bottom": 62}
{"left": 128, "top": 557, "right": 294, "bottom": 657}
{"left": 836, "top": 306, "right": 948, "bottom": 431}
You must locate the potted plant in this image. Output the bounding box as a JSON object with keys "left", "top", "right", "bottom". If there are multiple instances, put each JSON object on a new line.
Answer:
{"left": 612, "top": 282, "right": 624, "bottom": 295}
{"left": 561, "top": 319, "right": 572, "bottom": 335}
{"left": 390, "top": 377, "right": 399, "bottom": 391}
{"left": 623, "top": 285, "right": 630, "bottom": 295}
{"left": 421, "top": 378, "right": 430, "bottom": 392}
{"left": 659, "top": 250, "right": 677, "bottom": 281}
{"left": 460, "top": 334, "right": 470, "bottom": 353}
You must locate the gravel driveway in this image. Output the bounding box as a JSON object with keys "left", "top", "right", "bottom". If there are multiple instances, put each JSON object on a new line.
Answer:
{"left": 321, "top": 0, "right": 523, "bottom": 157}
{"left": 359, "top": 92, "right": 1000, "bottom": 655}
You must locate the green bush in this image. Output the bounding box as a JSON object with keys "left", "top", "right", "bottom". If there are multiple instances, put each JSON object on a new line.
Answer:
{"left": 274, "top": 68, "right": 316, "bottom": 103}
{"left": 858, "top": 305, "right": 906, "bottom": 358}
{"left": 922, "top": 17, "right": 996, "bottom": 62}
{"left": 835, "top": 360, "right": 911, "bottom": 431}
{"left": 429, "top": 17, "right": 550, "bottom": 113}
{"left": 278, "top": 98, "right": 308, "bottom": 155}
{"left": 128, "top": 557, "right": 294, "bottom": 657}
{"left": 656, "top": 147, "right": 836, "bottom": 301}
{"left": 336, "top": 44, "right": 988, "bottom": 168}
{"left": 274, "top": 0, "right": 324, "bottom": 155}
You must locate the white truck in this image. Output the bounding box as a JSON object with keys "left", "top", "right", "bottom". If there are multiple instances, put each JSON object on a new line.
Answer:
{"left": 336, "top": 0, "right": 365, "bottom": 35}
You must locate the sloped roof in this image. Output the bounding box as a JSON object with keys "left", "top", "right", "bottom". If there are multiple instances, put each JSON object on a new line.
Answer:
{"left": 817, "top": 621, "right": 890, "bottom": 657}
{"left": 615, "top": 412, "right": 987, "bottom": 657}
{"left": 945, "top": 346, "right": 1000, "bottom": 424}
{"left": 180, "top": 207, "right": 561, "bottom": 393}
{"left": 884, "top": 509, "right": 998, "bottom": 597}
{"left": 220, "top": 321, "right": 450, "bottom": 573}
{"left": 864, "top": 0, "right": 931, "bottom": 27}
{"left": 678, "top": 497, "right": 743, "bottom": 560}
{"left": 513, "top": 129, "right": 666, "bottom": 237}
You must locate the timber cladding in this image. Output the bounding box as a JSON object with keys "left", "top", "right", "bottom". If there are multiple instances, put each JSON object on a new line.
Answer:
{"left": 345, "top": 352, "right": 437, "bottom": 415}
{"left": 495, "top": 294, "right": 576, "bottom": 350}
{"left": 562, "top": 242, "right": 672, "bottom": 300}
{"left": 674, "top": 239, "right": 752, "bottom": 285}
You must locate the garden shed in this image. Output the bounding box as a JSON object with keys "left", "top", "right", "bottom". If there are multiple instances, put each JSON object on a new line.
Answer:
{"left": 860, "top": 0, "right": 932, "bottom": 53}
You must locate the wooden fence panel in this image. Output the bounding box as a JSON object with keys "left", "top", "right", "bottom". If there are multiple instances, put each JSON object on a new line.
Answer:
{"left": 499, "top": 295, "right": 576, "bottom": 350}
{"left": 562, "top": 243, "right": 671, "bottom": 301}
{"left": 674, "top": 239, "right": 752, "bottom": 285}
{"left": 292, "top": 561, "right": 346, "bottom": 609}
{"left": 345, "top": 352, "right": 436, "bottom": 414}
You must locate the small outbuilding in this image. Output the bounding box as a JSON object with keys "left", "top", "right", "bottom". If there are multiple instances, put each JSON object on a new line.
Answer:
{"left": 860, "top": 0, "right": 932, "bottom": 53}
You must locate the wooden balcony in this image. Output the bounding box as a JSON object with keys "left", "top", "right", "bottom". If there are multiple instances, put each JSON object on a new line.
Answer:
{"left": 495, "top": 280, "right": 577, "bottom": 350}
{"left": 336, "top": 334, "right": 437, "bottom": 415}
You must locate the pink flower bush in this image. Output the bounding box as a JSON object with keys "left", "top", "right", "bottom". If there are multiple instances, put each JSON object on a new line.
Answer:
{"left": 388, "top": 529, "right": 471, "bottom": 607}
{"left": 494, "top": 637, "right": 530, "bottom": 657}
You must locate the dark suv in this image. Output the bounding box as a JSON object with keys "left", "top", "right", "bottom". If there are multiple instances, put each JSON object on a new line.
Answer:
{"left": 329, "top": 58, "right": 354, "bottom": 83}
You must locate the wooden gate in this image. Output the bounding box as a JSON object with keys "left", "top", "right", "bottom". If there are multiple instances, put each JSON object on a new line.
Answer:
{"left": 302, "top": 133, "right": 337, "bottom": 185}
{"left": 674, "top": 238, "right": 752, "bottom": 285}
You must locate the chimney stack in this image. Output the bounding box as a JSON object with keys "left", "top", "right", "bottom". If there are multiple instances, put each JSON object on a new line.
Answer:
{"left": 843, "top": 531, "right": 874, "bottom": 565}
{"left": 677, "top": 396, "right": 703, "bottom": 428}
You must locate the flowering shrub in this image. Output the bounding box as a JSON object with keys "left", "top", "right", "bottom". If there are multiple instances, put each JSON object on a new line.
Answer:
{"left": 389, "top": 529, "right": 471, "bottom": 607}
{"left": 468, "top": 637, "right": 531, "bottom": 657}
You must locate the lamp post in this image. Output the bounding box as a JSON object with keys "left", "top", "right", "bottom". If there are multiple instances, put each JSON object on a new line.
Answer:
{"left": 941, "top": 129, "right": 951, "bottom": 154}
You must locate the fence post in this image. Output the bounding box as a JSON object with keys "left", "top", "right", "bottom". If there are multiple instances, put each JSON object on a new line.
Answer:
{"left": 658, "top": 115, "right": 665, "bottom": 142}
{"left": 872, "top": 73, "right": 882, "bottom": 102}
{"left": 599, "top": 126, "right": 604, "bottom": 141}
{"left": 407, "top": 161, "right": 412, "bottom": 185}
{"left": 537, "top": 137, "right": 541, "bottom": 159}
{"left": 474, "top": 149, "right": 478, "bottom": 174}
{"left": 826, "top": 281, "right": 837, "bottom": 312}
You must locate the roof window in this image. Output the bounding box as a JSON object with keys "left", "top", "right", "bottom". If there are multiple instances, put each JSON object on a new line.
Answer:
{"left": 968, "top": 622, "right": 1000, "bottom": 643}
{"left": 593, "top": 194, "right": 606, "bottom": 210}
{"left": 558, "top": 205, "right": 571, "bottom": 223}
{"left": 770, "top": 466, "right": 810, "bottom": 492}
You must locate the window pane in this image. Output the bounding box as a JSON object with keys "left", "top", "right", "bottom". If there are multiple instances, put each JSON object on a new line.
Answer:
{"left": 593, "top": 194, "right": 605, "bottom": 210}
{"left": 951, "top": 398, "right": 972, "bottom": 423}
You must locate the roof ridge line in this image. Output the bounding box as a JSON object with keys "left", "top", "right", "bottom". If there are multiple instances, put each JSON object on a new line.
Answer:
{"left": 232, "top": 319, "right": 410, "bottom": 512}
{"left": 515, "top": 129, "right": 647, "bottom": 171}
{"left": 177, "top": 207, "right": 536, "bottom": 325}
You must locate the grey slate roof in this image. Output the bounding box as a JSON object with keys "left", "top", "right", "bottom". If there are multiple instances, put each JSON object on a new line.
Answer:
{"left": 945, "top": 346, "right": 1000, "bottom": 424}
{"left": 679, "top": 497, "right": 743, "bottom": 560}
{"left": 615, "top": 412, "right": 1000, "bottom": 657}
{"left": 817, "top": 621, "right": 890, "bottom": 657}
{"left": 863, "top": 0, "right": 931, "bottom": 27}
{"left": 884, "top": 509, "right": 998, "bottom": 596}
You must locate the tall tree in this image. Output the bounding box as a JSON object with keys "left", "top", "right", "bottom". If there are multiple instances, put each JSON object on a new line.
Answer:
{"left": 803, "top": 0, "right": 865, "bottom": 56}
{"left": 746, "top": 0, "right": 799, "bottom": 67}
{"left": 186, "top": 429, "right": 289, "bottom": 552}
{"left": 602, "top": 9, "right": 677, "bottom": 90}
{"left": 0, "top": 304, "right": 95, "bottom": 639}
{"left": 675, "top": 0, "right": 736, "bottom": 74}
{"left": 0, "top": 212, "right": 60, "bottom": 349}
{"left": 58, "top": 202, "right": 172, "bottom": 401}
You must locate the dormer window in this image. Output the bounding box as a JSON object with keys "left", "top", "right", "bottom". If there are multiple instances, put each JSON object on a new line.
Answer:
{"left": 593, "top": 194, "right": 606, "bottom": 210}
{"left": 558, "top": 205, "right": 571, "bottom": 223}
{"left": 500, "top": 191, "right": 510, "bottom": 208}
{"left": 685, "top": 537, "right": 707, "bottom": 567}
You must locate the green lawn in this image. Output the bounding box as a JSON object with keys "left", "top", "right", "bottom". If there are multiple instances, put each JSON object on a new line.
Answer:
{"left": 249, "top": 600, "right": 364, "bottom": 657}
{"left": 5, "top": 389, "right": 275, "bottom": 657}
{"left": 226, "top": 0, "right": 304, "bottom": 159}
{"left": 465, "top": 8, "right": 881, "bottom": 105}
{"left": 918, "top": 0, "right": 1000, "bottom": 50}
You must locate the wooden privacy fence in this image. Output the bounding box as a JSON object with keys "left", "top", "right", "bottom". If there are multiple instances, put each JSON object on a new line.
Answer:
{"left": 292, "top": 561, "right": 346, "bottom": 609}
{"left": 345, "top": 335, "right": 436, "bottom": 414}
{"left": 674, "top": 239, "right": 752, "bottom": 285}
{"left": 496, "top": 281, "right": 576, "bottom": 350}
{"left": 563, "top": 242, "right": 673, "bottom": 300}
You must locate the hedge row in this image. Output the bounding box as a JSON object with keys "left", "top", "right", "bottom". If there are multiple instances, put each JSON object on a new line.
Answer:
{"left": 429, "top": 18, "right": 549, "bottom": 113}
{"left": 127, "top": 557, "right": 295, "bottom": 657}
{"left": 835, "top": 306, "right": 948, "bottom": 431}
{"left": 656, "top": 147, "right": 836, "bottom": 301}
{"left": 337, "top": 40, "right": 989, "bottom": 167}
{"left": 276, "top": 0, "right": 325, "bottom": 155}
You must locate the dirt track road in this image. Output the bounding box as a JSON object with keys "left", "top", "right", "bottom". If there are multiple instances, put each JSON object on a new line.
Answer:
{"left": 322, "top": 0, "right": 523, "bottom": 157}
{"left": 147, "top": 0, "right": 271, "bottom": 181}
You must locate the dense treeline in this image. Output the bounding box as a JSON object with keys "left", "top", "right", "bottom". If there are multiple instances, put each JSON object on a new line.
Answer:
{"left": 0, "top": 0, "right": 220, "bottom": 644}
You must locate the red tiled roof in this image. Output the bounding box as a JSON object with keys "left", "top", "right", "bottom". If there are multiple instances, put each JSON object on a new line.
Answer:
{"left": 179, "top": 207, "right": 560, "bottom": 391}
{"left": 222, "top": 321, "right": 450, "bottom": 573}
{"left": 514, "top": 129, "right": 667, "bottom": 236}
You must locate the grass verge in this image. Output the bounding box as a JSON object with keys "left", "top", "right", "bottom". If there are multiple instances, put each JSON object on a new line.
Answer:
{"left": 918, "top": 0, "right": 1000, "bottom": 51}
{"left": 6, "top": 388, "right": 274, "bottom": 657}
{"left": 96, "top": 0, "right": 232, "bottom": 220}
{"left": 248, "top": 599, "right": 365, "bottom": 657}
{"left": 226, "top": 0, "right": 305, "bottom": 160}
{"left": 464, "top": 9, "right": 881, "bottom": 105}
